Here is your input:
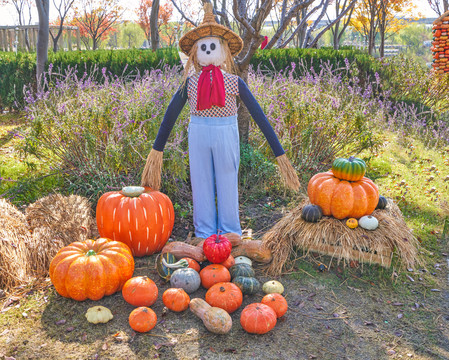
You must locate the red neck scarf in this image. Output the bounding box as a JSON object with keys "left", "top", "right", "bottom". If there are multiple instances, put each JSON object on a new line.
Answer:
{"left": 196, "top": 65, "right": 226, "bottom": 111}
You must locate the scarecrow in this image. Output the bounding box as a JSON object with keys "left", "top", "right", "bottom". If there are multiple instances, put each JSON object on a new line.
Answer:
{"left": 141, "top": 4, "right": 300, "bottom": 240}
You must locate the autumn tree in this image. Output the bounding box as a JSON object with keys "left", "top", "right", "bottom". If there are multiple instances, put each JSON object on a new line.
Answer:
{"left": 428, "top": 0, "right": 449, "bottom": 15}
{"left": 72, "top": 0, "right": 123, "bottom": 50}
{"left": 136, "top": 0, "right": 173, "bottom": 50}
{"left": 49, "top": 0, "right": 75, "bottom": 51}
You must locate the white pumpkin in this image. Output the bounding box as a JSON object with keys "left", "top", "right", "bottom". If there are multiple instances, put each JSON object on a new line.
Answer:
{"left": 85, "top": 306, "right": 113, "bottom": 324}
{"left": 262, "top": 280, "right": 284, "bottom": 294}
{"left": 358, "top": 215, "right": 379, "bottom": 230}
{"left": 234, "top": 256, "right": 252, "bottom": 267}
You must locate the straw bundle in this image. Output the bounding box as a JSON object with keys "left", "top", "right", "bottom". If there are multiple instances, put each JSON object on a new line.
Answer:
{"left": 262, "top": 199, "right": 420, "bottom": 275}
{"left": 25, "top": 193, "right": 97, "bottom": 244}
{"left": 0, "top": 199, "right": 33, "bottom": 291}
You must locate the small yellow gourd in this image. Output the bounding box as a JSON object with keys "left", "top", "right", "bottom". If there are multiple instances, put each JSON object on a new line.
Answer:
{"left": 262, "top": 280, "right": 284, "bottom": 294}
{"left": 346, "top": 218, "right": 358, "bottom": 229}
{"left": 85, "top": 306, "right": 113, "bottom": 324}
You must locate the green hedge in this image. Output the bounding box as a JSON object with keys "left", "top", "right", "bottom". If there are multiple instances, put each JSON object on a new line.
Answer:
{"left": 0, "top": 47, "right": 378, "bottom": 109}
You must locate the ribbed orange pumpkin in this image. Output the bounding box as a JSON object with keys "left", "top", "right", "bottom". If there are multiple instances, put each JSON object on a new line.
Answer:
{"left": 205, "top": 282, "right": 243, "bottom": 313}
{"left": 96, "top": 186, "right": 175, "bottom": 257}
{"left": 163, "top": 288, "right": 190, "bottom": 312}
{"left": 261, "top": 293, "right": 288, "bottom": 318}
{"left": 49, "top": 238, "right": 134, "bottom": 301}
{"left": 200, "top": 264, "right": 231, "bottom": 289}
{"left": 129, "top": 307, "right": 157, "bottom": 333}
{"left": 122, "top": 276, "right": 158, "bottom": 307}
{"left": 240, "top": 303, "right": 277, "bottom": 334}
{"left": 307, "top": 171, "right": 379, "bottom": 219}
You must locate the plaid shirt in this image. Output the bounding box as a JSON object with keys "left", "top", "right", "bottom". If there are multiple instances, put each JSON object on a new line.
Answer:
{"left": 187, "top": 72, "right": 239, "bottom": 117}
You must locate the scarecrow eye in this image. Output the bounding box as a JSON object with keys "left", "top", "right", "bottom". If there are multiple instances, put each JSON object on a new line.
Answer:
{"left": 201, "top": 44, "right": 207, "bottom": 51}
{"left": 210, "top": 43, "right": 216, "bottom": 51}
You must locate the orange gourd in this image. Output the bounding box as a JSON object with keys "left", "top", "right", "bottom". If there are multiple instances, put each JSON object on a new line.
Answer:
{"left": 96, "top": 186, "right": 174, "bottom": 257}
{"left": 205, "top": 282, "right": 243, "bottom": 313}
{"left": 220, "top": 255, "right": 235, "bottom": 269}
{"left": 307, "top": 171, "right": 379, "bottom": 219}
{"left": 181, "top": 257, "right": 201, "bottom": 272}
{"left": 129, "top": 307, "right": 157, "bottom": 333}
{"left": 200, "top": 264, "right": 231, "bottom": 289}
{"left": 49, "top": 238, "right": 134, "bottom": 301}
{"left": 261, "top": 293, "right": 288, "bottom": 318}
{"left": 162, "top": 288, "right": 190, "bottom": 312}
{"left": 240, "top": 303, "right": 277, "bottom": 334}
{"left": 122, "top": 276, "right": 158, "bottom": 307}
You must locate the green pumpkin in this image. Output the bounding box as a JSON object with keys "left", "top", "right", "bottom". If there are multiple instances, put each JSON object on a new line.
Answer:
{"left": 376, "top": 196, "right": 388, "bottom": 210}
{"left": 156, "top": 252, "right": 188, "bottom": 281}
{"left": 229, "top": 263, "right": 255, "bottom": 279}
{"left": 332, "top": 156, "right": 366, "bottom": 181}
{"left": 232, "top": 276, "right": 260, "bottom": 295}
{"left": 301, "top": 205, "right": 323, "bottom": 223}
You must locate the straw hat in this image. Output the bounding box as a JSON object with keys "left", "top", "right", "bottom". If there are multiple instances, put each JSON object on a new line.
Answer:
{"left": 179, "top": 4, "right": 243, "bottom": 57}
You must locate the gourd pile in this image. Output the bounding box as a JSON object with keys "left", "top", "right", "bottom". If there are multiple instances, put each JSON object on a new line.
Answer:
{"left": 432, "top": 14, "right": 449, "bottom": 74}
{"left": 49, "top": 185, "right": 286, "bottom": 336}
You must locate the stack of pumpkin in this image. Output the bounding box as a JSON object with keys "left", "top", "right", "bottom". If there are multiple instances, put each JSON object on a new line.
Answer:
{"left": 49, "top": 186, "right": 286, "bottom": 335}
{"left": 303, "top": 156, "right": 385, "bottom": 230}
{"left": 431, "top": 14, "right": 449, "bottom": 74}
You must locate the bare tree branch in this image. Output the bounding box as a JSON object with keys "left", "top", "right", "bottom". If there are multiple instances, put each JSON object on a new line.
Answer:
{"left": 170, "top": 0, "right": 197, "bottom": 27}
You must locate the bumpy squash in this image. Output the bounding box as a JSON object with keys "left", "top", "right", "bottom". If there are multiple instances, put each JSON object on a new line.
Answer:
{"left": 231, "top": 241, "right": 272, "bottom": 263}
{"left": 232, "top": 276, "right": 260, "bottom": 295}
{"left": 85, "top": 306, "right": 113, "bottom": 324}
{"left": 229, "top": 263, "right": 255, "bottom": 279}
{"left": 49, "top": 238, "right": 134, "bottom": 301}
{"left": 189, "top": 298, "right": 232, "bottom": 334}
{"left": 307, "top": 171, "right": 379, "bottom": 219}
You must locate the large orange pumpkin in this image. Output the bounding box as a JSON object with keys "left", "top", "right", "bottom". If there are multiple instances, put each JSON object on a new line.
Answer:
{"left": 96, "top": 186, "right": 175, "bottom": 257}
{"left": 49, "top": 238, "right": 134, "bottom": 301}
{"left": 307, "top": 171, "right": 379, "bottom": 219}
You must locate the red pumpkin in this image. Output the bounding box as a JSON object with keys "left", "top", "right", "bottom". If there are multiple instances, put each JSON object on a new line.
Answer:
{"left": 162, "top": 288, "right": 190, "bottom": 312}
{"left": 122, "top": 276, "right": 158, "bottom": 307}
{"left": 240, "top": 303, "right": 277, "bottom": 334}
{"left": 200, "top": 264, "right": 231, "bottom": 289}
{"left": 181, "top": 257, "right": 201, "bottom": 272}
{"left": 220, "top": 255, "right": 235, "bottom": 269}
{"left": 49, "top": 238, "right": 134, "bottom": 301}
{"left": 96, "top": 186, "right": 174, "bottom": 257}
{"left": 129, "top": 307, "right": 157, "bottom": 333}
{"left": 205, "top": 282, "right": 243, "bottom": 313}
{"left": 261, "top": 293, "right": 288, "bottom": 318}
{"left": 203, "top": 234, "right": 232, "bottom": 264}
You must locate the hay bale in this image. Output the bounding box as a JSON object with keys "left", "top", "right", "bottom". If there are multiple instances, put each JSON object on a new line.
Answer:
{"left": 262, "top": 199, "right": 420, "bottom": 275}
{"left": 25, "top": 194, "right": 97, "bottom": 245}
{"left": 0, "top": 199, "right": 33, "bottom": 291}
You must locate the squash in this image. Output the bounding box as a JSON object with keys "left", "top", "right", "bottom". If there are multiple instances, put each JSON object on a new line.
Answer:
{"left": 220, "top": 255, "right": 235, "bottom": 269}
{"left": 358, "top": 215, "right": 379, "bottom": 230}
{"left": 155, "top": 252, "right": 188, "bottom": 281}
{"left": 128, "top": 307, "right": 157, "bottom": 333}
{"left": 234, "top": 256, "right": 252, "bottom": 267}
{"left": 229, "top": 263, "right": 255, "bottom": 279}
{"left": 332, "top": 156, "right": 366, "bottom": 181}
{"left": 181, "top": 257, "right": 201, "bottom": 272}
{"left": 189, "top": 298, "right": 232, "bottom": 334}
{"left": 170, "top": 268, "right": 201, "bottom": 294}
{"left": 240, "top": 303, "right": 277, "bottom": 334}
{"left": 96, "top": 186, "right": 174, "bottom": 257}
{"left": 122, "top": 276, "right": 158, "bottom": 307}
{"left": 49, "top": 238, "right": 134, "bottom": 301}
{"left": 162, "top": 242, "right": 206, "bottom": 262}
{"left": 85, "top": 306, "right": 113, "bottom": 324}
{"left": 222, "top": 232, "right": 243, "bottom": 247}
{"left": 301, "top": 204, "right": 323, "bottom": 223}
{"left": 200, "top": 264, "right": 231, "bottom": 289}
{"left": 307, "top": 171, "right": 379, "bottom": 219}
{"left": 162, "top": 288, "right": 190, "bottom": 312}
{"left": 231, "top": 240, "right": 272, "bottom": 264}
{"left": 261, "top": 293, "right": 288, "bottom": 318}
{"left": 346, "top": 218, "right": 358, "bottom": 229}
{"left": 205, "top": 282, "right": 243, "bottom": 314}
{"left": 376, "top": 196, "right": 388, "bottom": 210}
{"left": 262, "top": 280, "right": 284, "bottom": 294}
{"left": 232, "top": 276, "right": 260, "bottom": 295}
{"left": 203, "top": 234, "right": 232, "bottom": 264}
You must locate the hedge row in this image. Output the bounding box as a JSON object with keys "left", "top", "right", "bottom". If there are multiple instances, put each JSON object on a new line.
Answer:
{"left": 0, "top": 47, "right": 378, "bottom": 109}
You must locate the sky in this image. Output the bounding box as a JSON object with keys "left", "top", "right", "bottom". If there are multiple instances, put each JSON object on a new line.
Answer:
{"left": 0, "top": 0, "right": 440, "bottom": 27}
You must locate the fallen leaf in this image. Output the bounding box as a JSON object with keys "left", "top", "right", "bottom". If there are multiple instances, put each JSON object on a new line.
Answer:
{"left": 387, "top": 349, "right": 396, "bottom": 355}
{"left": 364, "top": 321, "right": 375, "bottom": 326}
{"left": 66, "top": 327, "right": 75, "bottom": 332}
{"left": 313, "top": 304, "right": 324, "bottom": 311}
{"left": 307, "top": 293, "right": 316, "bottom": 301}
{"left": 397, "top": 313, "right": 403, "bottom": 319}
{"left": 223, "top": 348, "right": 237, "bottom": 353}
{"left": 55, "top": 319, "right": 66, "bottom": 325}
{"left": 102, "top": 343, "right": 108, "bottom": 351}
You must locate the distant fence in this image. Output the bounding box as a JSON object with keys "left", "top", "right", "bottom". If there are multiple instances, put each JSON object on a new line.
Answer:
{"left": 0, "top": 25, "right": 80, "bottom": 52}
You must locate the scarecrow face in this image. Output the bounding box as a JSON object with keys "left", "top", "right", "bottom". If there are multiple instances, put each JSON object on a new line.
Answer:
{"left": 196, "top": 37, "right": 226, "bottom": 67}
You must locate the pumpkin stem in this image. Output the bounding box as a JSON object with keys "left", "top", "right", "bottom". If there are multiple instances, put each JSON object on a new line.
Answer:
{"left": 121, "top": 186, "right": 145, "bottom": 198}
{"left": 215, "top": 229, "right": 222, "bottom": 243}
{"left": 220, "top": 286, "right": 225, "bottom": 292}
{"left": 348, "top": 156, "right": 355, "bottom": 162}
{"left": 161, "top": 258, "right": 189, "bottom": 269}
{"left": 86, "top": 249, "right": 96, "bottom": 256}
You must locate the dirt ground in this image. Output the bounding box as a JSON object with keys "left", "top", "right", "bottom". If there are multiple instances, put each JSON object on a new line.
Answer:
{"left": 1, "top": 201, "right": 449, "bottom": 360}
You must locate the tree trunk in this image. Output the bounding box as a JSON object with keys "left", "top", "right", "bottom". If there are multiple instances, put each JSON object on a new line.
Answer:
{"left": 445, "top": 0, "right": 449, "bottom": 12}
{"left": 35, "top": 0, "right": 50, "bottom": 90}
{"left": 333, "top": 22, "right": 340, "bottom": 50}
{"left": 150, "top": 0, "right": 160, "bottom": 50}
